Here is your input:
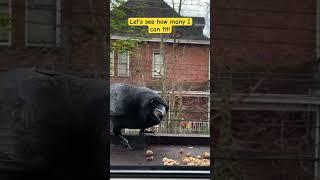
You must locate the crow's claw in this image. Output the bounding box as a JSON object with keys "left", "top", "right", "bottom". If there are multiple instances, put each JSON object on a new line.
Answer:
{"left": 120, "top": 140, "right": 127, "bottom": 146}
{"left": 120, "top": 140, "right": 134, "bottom": 150}
{"left": 119, "top": 135, "right": 135, "bottom": 150}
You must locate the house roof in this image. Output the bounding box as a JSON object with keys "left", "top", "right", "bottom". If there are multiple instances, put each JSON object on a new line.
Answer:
{"left": 111, "top": 0, "right": 209, "bottom": 41}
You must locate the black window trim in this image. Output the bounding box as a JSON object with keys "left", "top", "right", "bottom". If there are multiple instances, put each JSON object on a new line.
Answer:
{"left": 110, "top": 165, "right": 210, "bottom": 178}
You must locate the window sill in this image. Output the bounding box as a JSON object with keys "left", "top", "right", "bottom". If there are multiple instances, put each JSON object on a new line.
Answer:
{"left": 110, "top": 134, "right": 210, "bottom": 179}
{"left": 117, "top": 75, "right": 130, "bottom": 77}
{"left": 152, "top": 76, "right": 163, "bottom": 78}
{"left": 0, "top": 42, "right": 11, "bottom": 46}
{"left": 25, "top": 43, "right": 60, "bottom": 48}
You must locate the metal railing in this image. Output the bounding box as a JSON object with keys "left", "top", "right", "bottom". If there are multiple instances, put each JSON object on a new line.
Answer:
{"left": 124, "top": 120, "right": 210, "bottom": 135}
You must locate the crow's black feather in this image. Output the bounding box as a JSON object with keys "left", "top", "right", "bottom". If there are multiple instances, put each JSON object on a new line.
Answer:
{"left": 110, "top": 83, "right": 168, "bottom": 139}
{"left": 0, "top": 68, "right": 107, "bottom": 180}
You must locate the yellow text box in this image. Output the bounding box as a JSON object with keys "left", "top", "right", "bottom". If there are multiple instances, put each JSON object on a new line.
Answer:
{"left": 128, "top": 18, "right": 193, "bottom": 34}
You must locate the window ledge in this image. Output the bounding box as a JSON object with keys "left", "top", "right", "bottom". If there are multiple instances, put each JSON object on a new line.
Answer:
{"left": 110, "top": 168, "right": 210, "bottom": 179}
{"left": 110, "top": 134, "right": 210, "bottom": 177}
{"left": 0, "top": 42, "right": 11, "bottom": 46}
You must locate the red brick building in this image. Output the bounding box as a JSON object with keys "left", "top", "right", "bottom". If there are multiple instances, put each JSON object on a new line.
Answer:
{"left": 213, "top": 0, "right": 320, "bottom": 179}
{"left": 0, "top": 0, "right": 106, "bottom": 77}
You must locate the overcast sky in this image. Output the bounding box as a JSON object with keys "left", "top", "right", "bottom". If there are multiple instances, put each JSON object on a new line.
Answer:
{"left": 163, "top": 0, "right": 210, "bottom": 38}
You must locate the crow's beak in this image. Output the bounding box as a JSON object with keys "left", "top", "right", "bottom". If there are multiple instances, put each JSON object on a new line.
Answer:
{"left": 154, "top": 104, "right": 167, "bottom": 121}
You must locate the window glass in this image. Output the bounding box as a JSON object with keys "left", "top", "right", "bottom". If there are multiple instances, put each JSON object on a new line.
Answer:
{"left": 118, "top": 52, "right": 129, "bottom": 76}
{"left": 110, "top": 0, "right": 210, "bottom": 173}
{"left": 0, "top": 0, "right": 10, "bottom": 43}
{"left": 110, "top": 51, "right": 115, "bottom": 76}
{"left": 26, "top": 0, "right": 57, "bottom": 45}
{"left": 153, "top": 52, "right": 164, "bottom": 77}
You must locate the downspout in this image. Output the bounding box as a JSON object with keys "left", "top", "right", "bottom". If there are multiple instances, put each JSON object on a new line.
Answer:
{"left": 315, "top": 1, "right": 320, "bottom": 179}
{"left": 317, "top": 0, "right": 320, "bottom": 60}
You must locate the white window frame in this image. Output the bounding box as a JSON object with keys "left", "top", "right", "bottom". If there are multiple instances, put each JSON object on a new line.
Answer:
{"left": 208, "top": 50, "right": 210, "bottom": 80}
{"left": 117, "top": 51, "right": 130, "bottom": 77}
{"left": 0, "top": 0, "right": 12, "bottom": 46}
{"left": 25, "top": 0, "right": 61, "bottom": 47}
{"left": 152, "top": 51, "right": 164, "bottom": 78}
{"left": 110, "top": 50, "right": 114, "bottom": 76}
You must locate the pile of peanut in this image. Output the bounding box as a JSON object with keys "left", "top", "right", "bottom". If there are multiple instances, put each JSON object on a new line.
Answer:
{"left": 180, "top": 151, "right": 210, "bottom": 166}
{"left": 162, "top": 149, "right": 210, "bottom": 166}
{"left": 145, "top": 148, "right": 210, "bottom": 166}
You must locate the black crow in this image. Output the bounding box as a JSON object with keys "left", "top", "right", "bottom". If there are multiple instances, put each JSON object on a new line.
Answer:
{"left": 0, "top": 68, "right": 107, "bottom": 180}
{"left": 110, "top": 83, "right": 169, "bottom": 150}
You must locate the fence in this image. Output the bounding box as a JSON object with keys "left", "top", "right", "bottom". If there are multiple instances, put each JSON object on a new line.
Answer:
{"left": 124, "top": 119, "right": 210, "bottom": 135}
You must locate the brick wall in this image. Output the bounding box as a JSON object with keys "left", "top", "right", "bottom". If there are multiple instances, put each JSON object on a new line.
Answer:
{"left": 213, "top": 0, "right": 316, "bottom": 73}
{"left": 111, "top": 41, "right": 210, "bottom": 90}
{"left": 0, "top": 0, "right": 107, "bottom": 78}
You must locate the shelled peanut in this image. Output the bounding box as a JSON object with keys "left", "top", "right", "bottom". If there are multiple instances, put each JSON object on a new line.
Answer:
{"left": 145, "top": 150, "right": 154, "bottom": 161}
{"left": 162, "top": 157, "right": 180, "bottom": 166}
{"left": 181, "top": 156, "right": 210, "bottom": 166}
{"left": 202, "top": 152, "right": 210, "bottom": 159}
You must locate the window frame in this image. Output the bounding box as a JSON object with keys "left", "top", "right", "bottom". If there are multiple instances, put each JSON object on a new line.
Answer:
{"left": 0, "top": 0, "right": 12, "bottom": 46}
{"left": 152, "top": 51, "right": 164, "bottom": 78}
{"left": 208, "top": 50, "right": 210, "bottom": 80}
{"left": 110, "top": 166, "right": 210, "bottom": 179}
{"left": 117, "top": 51, "right": 130, "bottom": 77}
{"left": 110, "top": 50, "right": 114, "bottom": 76}
{"left": 25, "top": 0, "right": 61, "bottom": 47}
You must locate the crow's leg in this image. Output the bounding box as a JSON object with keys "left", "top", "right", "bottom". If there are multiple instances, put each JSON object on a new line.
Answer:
{"left": 113, "top": 127, "right": 134, "bottom": 150}
{"left": 119, "top": 135, "right": 134, "bottom": 150}
{"left": 139, "top": 129, "right": 144, "bottom": 136}
{"left": 139, "top": 129, "right": 155, "bottom": 136}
